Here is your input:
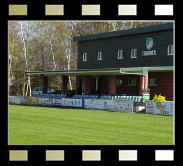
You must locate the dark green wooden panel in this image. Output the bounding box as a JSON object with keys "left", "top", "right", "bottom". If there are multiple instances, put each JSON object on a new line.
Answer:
{"left": 77, "top": 30, "right": 173, "bottom": 69}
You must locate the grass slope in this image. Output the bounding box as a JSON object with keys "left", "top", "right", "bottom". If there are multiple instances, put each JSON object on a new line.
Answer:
{"left": 9, "top": 105, "right": 174, "bottom": 145}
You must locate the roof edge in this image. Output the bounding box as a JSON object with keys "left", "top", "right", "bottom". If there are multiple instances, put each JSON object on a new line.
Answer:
{"left": 73, "top": 22, "right": 173, "bottom": 42}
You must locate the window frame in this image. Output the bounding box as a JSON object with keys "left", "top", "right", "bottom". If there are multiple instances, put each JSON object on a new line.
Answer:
{"left": 97, "top": 51, "right": 102, "bottom": 60}
{"left": 149, "top": 78, "right": 157, "bottom": 86}
{"left": 167, "top": 45, "right": 174, "bottom": 56}
{"left": 131, "top": 48, "right": 137, "bottom": 58}
{"left": 116, "top": 78, "right": 123, "bottom": 86}
{"left": 83, "top": 53, "right": 87, "bottom": 61}
{"left": 117, "top": 50, "right": 123, "bottom": 59}
{"left": 128, "top": 78, "right": 136, "bottom": 86}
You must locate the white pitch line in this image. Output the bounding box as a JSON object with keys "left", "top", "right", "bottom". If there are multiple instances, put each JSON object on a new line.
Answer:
{"left": 12, "top": 123, "right": 141, "bottom": 145}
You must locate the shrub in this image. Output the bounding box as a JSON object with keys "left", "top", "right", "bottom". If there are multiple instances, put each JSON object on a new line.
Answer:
{"left": 152, "top": 94, "right": 166, "bottom": 102}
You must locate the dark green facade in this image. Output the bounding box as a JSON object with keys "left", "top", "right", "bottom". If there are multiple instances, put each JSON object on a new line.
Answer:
{"left": 74, "top": 23, "right": 173, "bottom": 69}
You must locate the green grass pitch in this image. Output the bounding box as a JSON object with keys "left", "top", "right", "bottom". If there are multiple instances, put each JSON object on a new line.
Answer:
{"left": 9, "top": 104, "right": 174, "bottom": 145}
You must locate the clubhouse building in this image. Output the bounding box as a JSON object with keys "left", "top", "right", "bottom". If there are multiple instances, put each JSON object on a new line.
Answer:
{"left": 26, "top": 23, "right": 174, "bottom": 101}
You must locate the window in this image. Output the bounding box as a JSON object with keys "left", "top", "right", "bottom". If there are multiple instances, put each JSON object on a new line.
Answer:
{"left": 116, "top": 79, "right": 123, "bottom": 86}
{"left": 167, "top": 45, "right": 174, "bottom": 55}
{"left": 117, "top": 50, "right": 123, "bottom": 59}
{"left": 97, "top": 51, "right": 102, "bottom": 60}
{"left": 83, "top": 53, "right": 87, "bottom": 61}
{"left": 149, "top": 78, "right": 157, "bottom": 86}
{"left": 128, "top": 78, "right": 136, "bottom": 86}
{"left": 131, "top": 49, "right": 137, "bottom": 58}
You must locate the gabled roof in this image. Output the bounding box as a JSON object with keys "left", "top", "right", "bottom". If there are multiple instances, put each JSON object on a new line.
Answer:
{"left": 73, "top": 22, "right": 173, "bottom": 42}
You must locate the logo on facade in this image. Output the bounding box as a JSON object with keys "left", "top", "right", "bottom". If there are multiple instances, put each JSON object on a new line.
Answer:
{"left": 146, "top": 38, "right": 153, "bottom": 50}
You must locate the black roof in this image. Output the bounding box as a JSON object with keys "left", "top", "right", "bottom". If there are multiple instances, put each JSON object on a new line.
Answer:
{"left": 73, "top": 22, "right": 173, "bottom": 42}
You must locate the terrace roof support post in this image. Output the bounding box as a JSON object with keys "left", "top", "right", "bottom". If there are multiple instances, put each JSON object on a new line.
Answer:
{"left": 61, "top": 76, "right": 68, "bottom": 94}
{"left": 109, "top": 75, "right": 116, "bottom": 95}
{"left": 139, "top": 75, "right": 145, "bottom": 96}
{"left": 139, "top": 70, "right": 149, "bottom": 96}
{"left": 83, "top": 75, "right": 91, "bottom": 95}
{"left": 42, "top": 76, "right": 48, "bottom": 94}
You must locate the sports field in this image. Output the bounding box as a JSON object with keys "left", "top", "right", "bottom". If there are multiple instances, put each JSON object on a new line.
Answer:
{"left": 9, "top": 105, "right": 174, "bottom": 145}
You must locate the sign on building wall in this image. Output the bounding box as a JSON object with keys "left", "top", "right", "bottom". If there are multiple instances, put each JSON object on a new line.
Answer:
{"left": 92, "top": 99, "right": 105, "bottom": 110}
{"left": 113, "top": 100, "right": 133, "bottom": 112}
{"left": 39, "top": 98, "right": 53, "bottom": 106}
{"left": 53, "top": 98, "right": 62, "bottom": 106}
{"left": 9, "top": 96, "right": 28, "bottom": 105}
{"left": 9, "top": 96, "right": 15, "bottom": 104}
{"left": 146, "top": 37, "right": 153, "bottom": 50}
{"left": 20, "top": 96, "right": 27, "bottom": 104}
{"left": 26, "top": 97, "right": 39, "bottom": 105}
{"left": 102, "top": 100, "right": 114, "bottom": 110}
{"left": 62, "top": 98, "right": 83, "bottom": 107}
{"left": 84, "top": 99, "right": 133, "bottom": 112}
{"left": 14, "top": 96, "right": 21, "bottom": 104}
{"left": 142, "top": 50, "right": 156, "bottom": 56}
{"left": 146, "top": 101, "right": 174, "bottom": 115}
{"left": 13, "top": 96, "right": 26, "bottom": 104}
{"left": 142, "top": 37, "right": 156, "bottom": 56}
{"left": 91, "top": 99, "right": 114, "bottom": 110}
{"left": 84, "top": 99, "right": 94, "bottom": 109}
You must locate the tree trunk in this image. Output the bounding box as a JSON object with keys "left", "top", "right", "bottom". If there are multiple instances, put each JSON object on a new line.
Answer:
{"left": 20, "top": 22, "right": 31, "bottom": 96}
{"left": 9, "top": 36, "right": 14, "bottom": 94}
{"left": 45, "top": 23, "right": 57, "bottom": 70}
{"left": 64, "top": 23, "right": 73, "bottom": 90}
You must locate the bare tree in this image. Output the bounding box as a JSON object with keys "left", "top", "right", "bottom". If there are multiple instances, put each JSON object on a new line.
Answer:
{"left": 64, "top": 22, "right": 73, "bottom": 90}
{"left": 44, "top": 22, "right": 57, "bottom": 70}
{"left": 20, "top": 22, "right": 32, "bottom": 96}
